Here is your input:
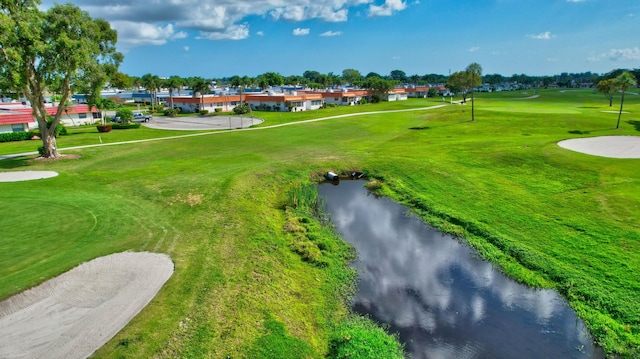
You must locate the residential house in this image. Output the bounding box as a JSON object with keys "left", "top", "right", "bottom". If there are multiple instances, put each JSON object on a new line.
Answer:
{"left": 172, "top": 94, "right": 242, "bottom": 113}
{"left": 320, "top": 89, "right": 370, "bottom": 106}
{"left": 385, "top": 88, "right": 408, "bottom": 102}
{"left": 0, "top": 103, "right": 36, "bottom": 133}
{"left": 0, "top": 103, "right": 99, "bottom": 133}
{"left": 405, "top": 86, "right": 431, "bottom": 98}
{"left": 245, "top": 92, "right": 324, "bottom": 112}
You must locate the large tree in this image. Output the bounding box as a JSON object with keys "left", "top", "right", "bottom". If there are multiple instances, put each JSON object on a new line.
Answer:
{"left": 0, "top": 0, "right": 121, "bottom": 158}
{"left": 613, "top": 71, "right": 637, "bottom": 129}
{"left": 390, "top": 69, "right": 407, "bottom": 82}
{"left": 596, "top": 79, "right": 617, "bottom": 107}
{"left": 446, "top": 71, "right": 469, "bottom": 101}
{"left": 466, "top": 63, "right": 483, "bottom": 122}
{"left": 110, "top": 72, "right": 132, "bottom": 90}
{"left": 342, "top": 68, "right": 362, "bottom": 85}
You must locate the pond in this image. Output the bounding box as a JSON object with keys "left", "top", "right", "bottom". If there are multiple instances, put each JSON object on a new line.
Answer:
{"left": 318, "top": 180, "right": 605, "bottom": 359}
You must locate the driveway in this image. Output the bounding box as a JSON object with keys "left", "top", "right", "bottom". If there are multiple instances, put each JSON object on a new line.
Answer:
{"left": 144, "top": 115, "right": 263, "bottom": 130}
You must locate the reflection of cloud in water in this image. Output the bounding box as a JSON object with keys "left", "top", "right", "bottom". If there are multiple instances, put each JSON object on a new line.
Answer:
{"left": 320, "top": 181, "right": 603, "bottom": 359}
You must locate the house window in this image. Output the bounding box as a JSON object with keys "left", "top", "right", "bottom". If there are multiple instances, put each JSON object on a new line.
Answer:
{"left": 78, "top": 113, "right": 87, "bottom": 119}
{"left": 311, "top": 100, "right": 322, "bottom": 106}
{"left": 11, "top": 124, "right": 24, "bottom": 132}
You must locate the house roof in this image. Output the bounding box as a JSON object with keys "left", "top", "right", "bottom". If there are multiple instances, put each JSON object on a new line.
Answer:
{"left": 0, "top": 111, "right": 35, "bottom": 125}
{"left": 173, "top": 95, "right": 242, "bottom": 104}
{"left": 244, "top": 93, "right": 323, "bottom": 103}
{"left": 0, "top": 104, "right": 95, "bottom": 126}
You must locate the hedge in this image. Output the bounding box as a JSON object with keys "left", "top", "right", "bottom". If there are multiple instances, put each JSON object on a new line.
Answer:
{"left": 0, "top": 131, "right": 35, "bottom": 143}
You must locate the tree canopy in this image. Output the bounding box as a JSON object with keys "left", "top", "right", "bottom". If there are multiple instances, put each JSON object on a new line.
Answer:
{"left": 596, "top": 79, "right": 617, "bottom": 107}
{"left": 0, "top": 0, "right": 121, "bottom": 158}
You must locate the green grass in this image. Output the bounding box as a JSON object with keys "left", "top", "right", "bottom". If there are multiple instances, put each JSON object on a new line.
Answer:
{"left": 0, "top": 90, "right": 639, "bottom": 357}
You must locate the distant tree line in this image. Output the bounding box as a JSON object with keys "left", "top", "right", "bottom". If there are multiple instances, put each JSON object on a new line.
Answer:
{"left": 99, "top": 68, "right": 638, "bottom": 96}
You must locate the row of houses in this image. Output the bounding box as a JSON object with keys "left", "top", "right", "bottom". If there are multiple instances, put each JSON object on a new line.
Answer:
{"left": 170, "top": 86, "right": 441, "bottom": 113}
{"left": 0, "top": 85, "right": 445, "bottom": 133}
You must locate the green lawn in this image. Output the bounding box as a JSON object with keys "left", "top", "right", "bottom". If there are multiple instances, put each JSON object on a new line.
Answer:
{"left": 0, "top": 89, "right": 639, "bottom": 357}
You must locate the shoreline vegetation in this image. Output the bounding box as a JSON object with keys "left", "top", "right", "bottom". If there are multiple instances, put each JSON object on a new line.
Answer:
{"left": 0, "top": 89, "right": 639, "bottom": 357}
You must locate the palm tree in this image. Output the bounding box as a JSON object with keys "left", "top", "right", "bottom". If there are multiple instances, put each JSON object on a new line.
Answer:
{"left": 613, "top": 71, "right": 638, "bottom": 129}
{"left": 140, "top": 73, "right": 161, "bottom": 111}
{"left": 466, "top": 63, "right": 483, "bottom": 122}
{"left": 189, "top": 77, "right": 210, "bottom": 112}
{"left": 164, "top": 75, "right": 184, "bottom": 110}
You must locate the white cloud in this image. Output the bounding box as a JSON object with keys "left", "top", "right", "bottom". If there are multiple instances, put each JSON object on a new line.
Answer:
{"left": 196, "top": 24, "right": 250, "bottom": 40}
{"left": 468, "top": 46, "right": 480, "bottom": 52}
{"left": 320, "top": 31, "right": 343, "bottom": 37}
{"left": 40, "top": 0, "right": 395, "bottom": 48}
{"left": 183, "top": 46, "right": 190, "bottom": 52}
{"left": 369, "top": 0, "right": 407, "bottom": 17}
{"left": 588, "top": 47, "right": 640, "bottom": 62}
{"left": 566, "top": 0, "right": 585, "bottom": 2}
{"left": 293, "top": 28, "right": 311, "bottom": 36}
{"left": 114, "top": 22, "right": 188, "bottom": 49}
{"left": 256, "top": 31, "right": 265, "bottom": 36}
{"left": 527, "top": 31, "right": 554, "bottom": 40}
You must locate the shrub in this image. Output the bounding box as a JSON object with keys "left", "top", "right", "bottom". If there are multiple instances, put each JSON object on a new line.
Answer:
{"left": 111, "top": 123, "right": 140, "bottom": 130}
{"left": 214, "top": 108, "right": 222, "bottom": 113}
{"left": 233, "top": 103, "right": 251, "bottom": 115}
{"left": 370, "top": 94, "right": 381, "bottom": 103}
{"left": 199, "top": 109, "right": 209, "bottom": 116}
{"left": 0, "top": 131, "right": 35, "bottom": 143}
{"left": 115, "top": 108, "right": 134, "bottom": 123}
{"left": 37, "top": 145, "right": 44, "bottom": 156}
{"left": 96, "top": 124, "right": 112, "bottom": 132}
{"left": 163, "top": 108, "right": 181, "bottom": 117}
{"left": 358, "top": 98, "right": 369, "bottom": 105}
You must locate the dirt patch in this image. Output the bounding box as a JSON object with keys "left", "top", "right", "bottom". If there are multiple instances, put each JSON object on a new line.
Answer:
{"left": 0, "top": 251, "right": 173, "bottom": 359}
{"left": 169, "top": 192, "right": 203, "bottom": 207}
{"left": 31, "top": 154, "right": 80, "bottom": 162}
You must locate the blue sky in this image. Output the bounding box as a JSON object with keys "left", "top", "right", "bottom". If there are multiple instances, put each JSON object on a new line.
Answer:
{"left": 42, "top": 0, "right": 640, "bottom": 78}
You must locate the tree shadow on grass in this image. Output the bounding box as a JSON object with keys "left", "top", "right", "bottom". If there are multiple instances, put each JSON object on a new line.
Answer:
{"left": 628, "top": 120, "right": 640, "bottom": 132}
{"left": 0, "top": 156, "right": 32, "bottom": 169}
{"left": 409, "top": 126, "right": 431, "bottom": 130}
{"left": 568, "top": 128, "right": 618, "bottom": 135}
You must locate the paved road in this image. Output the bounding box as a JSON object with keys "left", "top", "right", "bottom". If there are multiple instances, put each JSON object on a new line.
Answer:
{"left": 144, "top": 115, "right": 263, "bottom": 131}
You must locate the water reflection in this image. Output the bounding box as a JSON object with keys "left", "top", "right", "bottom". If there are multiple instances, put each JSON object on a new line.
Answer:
{"left": 319, "top": 180, "right": 604, "bottom": 359}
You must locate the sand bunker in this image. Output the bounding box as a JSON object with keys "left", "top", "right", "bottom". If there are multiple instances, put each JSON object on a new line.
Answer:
{"left": 558, "top": 136, "right": 640, "bottom": 159}
{"left": 0, "top": 171, "right": 58, "bottom": 182}
{"left": 0, "top": 252, "right": 173, "bottom": 359}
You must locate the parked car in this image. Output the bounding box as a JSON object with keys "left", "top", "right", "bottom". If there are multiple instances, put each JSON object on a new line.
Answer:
{"left": 110, "top": 116, "right": 122, "bottom": 123}
{"left": 133, "top": 112, "right": 152, "bottom": 122}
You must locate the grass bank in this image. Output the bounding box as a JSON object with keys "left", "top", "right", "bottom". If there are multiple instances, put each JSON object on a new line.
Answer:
{"left": 0, "top": 90, "right": 639, "bottom": 357}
